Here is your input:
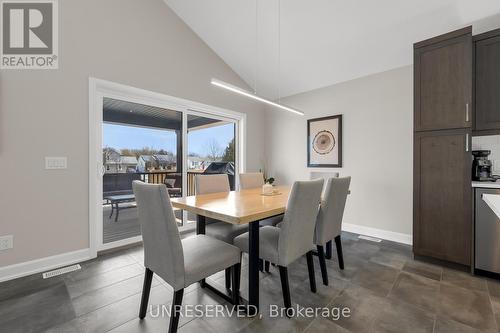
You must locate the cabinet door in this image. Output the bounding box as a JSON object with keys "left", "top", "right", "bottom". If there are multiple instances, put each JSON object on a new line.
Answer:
{"left": 475, "top": 35, "right": 500, "bottom": 131}
{"left": 414, "top": 129, "right": 472, "bottom": 265}
{"left": 414, "top": 30, "right": 472, "bottom": 131}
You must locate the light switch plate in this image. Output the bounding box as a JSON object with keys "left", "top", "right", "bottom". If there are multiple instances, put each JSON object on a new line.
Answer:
{"left": 0, "top": 235, "right": 13, "bottom": 251}
{"left": 45, "top": 157, "right": 67, "bottom": 169}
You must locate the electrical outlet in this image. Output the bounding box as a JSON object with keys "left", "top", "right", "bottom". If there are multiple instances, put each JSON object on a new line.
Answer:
{"left": 0, "top": 235, "right": 13, "bottom": 251}
{"left": 45, "top": 157, "right": 67, "bottom": 169}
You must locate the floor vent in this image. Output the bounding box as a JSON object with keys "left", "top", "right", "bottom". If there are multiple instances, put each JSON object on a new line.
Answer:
{"left": 358, "top": 235, "right": 382, "bottom": 243}
{"left": 42, "top": 264, "right": 81, "bottom": 279}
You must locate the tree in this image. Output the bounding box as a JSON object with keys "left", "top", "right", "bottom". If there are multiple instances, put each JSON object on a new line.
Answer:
{"left": 119, "top": 148, "right": 134, "bottom": 157}
{"left": 103, "top": 147, "right": 120, "bottom": 162}
{"left": 119, "top": 147, "right": 173, "bottom": 158}
{"left": 205, "top": 139, "right": 222, "bottom": 161}
{"left": 221, "top": 138, "right": 235, "bottom": 162}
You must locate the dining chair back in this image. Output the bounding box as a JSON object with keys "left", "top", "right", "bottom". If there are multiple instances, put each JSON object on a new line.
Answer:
{"left": 313, "top": 177, "right": 351, "bottom": 286}
{"left": 239, "top": 172, "right": 264, "bottom": 190}
{"left": 233, "top": 179, "right": 324, "bottom": 311}
{"left": 195, "top": 174, "right": 230, "bottom": 194}
{"left": 133, "top": 181, "right": 242, "bottom": 333}
{"left": 278, "top": 178, "right": 324, "bottom": 266}
{"left": 314, "top": 177, "right": 351, "bottom": 246}
{"left": 132, "top": 180, "right": 184, "bottom": 290}
{"left": 310, "top": 172, "right": 339, "bottom": 196}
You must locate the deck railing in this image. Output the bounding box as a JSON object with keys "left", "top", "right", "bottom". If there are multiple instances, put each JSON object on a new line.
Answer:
{"left": 103, "top": 170, "right": 207, "bottom": 197}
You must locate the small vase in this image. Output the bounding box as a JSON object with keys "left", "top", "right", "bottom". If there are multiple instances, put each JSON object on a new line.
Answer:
{"left": 262, "top": 183, "right": 273, "bottom": 195}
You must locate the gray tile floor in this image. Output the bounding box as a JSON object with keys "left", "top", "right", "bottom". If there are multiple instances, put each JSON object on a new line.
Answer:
{"left": 1, "top": 232, "right": 499, "bottom": 333}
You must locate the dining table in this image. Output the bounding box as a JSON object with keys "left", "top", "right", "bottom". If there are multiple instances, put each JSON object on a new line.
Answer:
{"left": 170, "top": 185, "right": 291, "bottom": 315}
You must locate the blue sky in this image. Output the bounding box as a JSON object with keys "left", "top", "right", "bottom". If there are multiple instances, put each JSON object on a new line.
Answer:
{"left": 103, "top": 123, "right": 234, "bottom": 156}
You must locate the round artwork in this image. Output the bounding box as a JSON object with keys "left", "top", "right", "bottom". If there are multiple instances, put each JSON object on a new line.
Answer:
{"left": 313, "top": 130, "right": 335, "bottom": 155}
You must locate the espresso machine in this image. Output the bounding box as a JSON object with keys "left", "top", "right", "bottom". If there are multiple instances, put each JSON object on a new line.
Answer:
{"left": 472, "top": 150, "right": 499, "bottom": 181}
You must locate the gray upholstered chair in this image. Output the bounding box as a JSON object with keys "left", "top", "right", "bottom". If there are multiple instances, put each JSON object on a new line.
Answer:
{"left": 238, "top": 172, "right": 283, "bottom": 272}
{"left": 234, "top": 179, "right": 324, "bottom": 311}
{"left": 314, "top": 177, "right": 351, "bottom": 286}
{"left": 132, "top": 181, "right": 241, "bottom": 333}
{"left": 195, "top": 174, "right": 248, "bottom": 288}
{"left": 239, "top": 172, "right": 264, "bottom": 190}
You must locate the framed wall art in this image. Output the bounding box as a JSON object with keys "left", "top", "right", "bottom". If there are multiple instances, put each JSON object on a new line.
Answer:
{"left": 307, "top": 115, "right": 342, "bottom": 167}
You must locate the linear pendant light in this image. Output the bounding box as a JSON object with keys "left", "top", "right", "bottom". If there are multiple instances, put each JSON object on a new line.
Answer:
{"left": 211, "top": 0, "right": 304, "bottom": 116}
{"left": 211, "top": 79, "right": 304, "bottom": 116}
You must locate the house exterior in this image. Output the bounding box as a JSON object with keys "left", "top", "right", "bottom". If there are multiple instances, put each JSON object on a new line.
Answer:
{"left": 137, "top": 154, "right": 176, "bottom": 172}
{"left": 104, "top": 154, "right": 138, "bottom": 174}
{"left": 187, "top": 156, "right": 205, "bottom": 170}
{"left": 137, "top": 155, "right": 154, "bottom": 172}
{"left": 120, "top": 156, "right": 139, "bottom": 173}
{"left": 154, "top": 154, "right": 176, "bottom": 170}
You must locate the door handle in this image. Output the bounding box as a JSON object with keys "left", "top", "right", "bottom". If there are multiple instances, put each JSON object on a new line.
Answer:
{"left": 466, "top": 133, "right": 469, "bottom": 152}
{"left": 466, "top": 103, "right": 470, "bottom": 122}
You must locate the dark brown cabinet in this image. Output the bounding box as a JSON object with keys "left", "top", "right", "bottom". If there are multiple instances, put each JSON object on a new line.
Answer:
{"left": 413, "top": 129, "right": 471, "bottom": 265}
{"left": 413, "top": 27, "right": 473, "bottom": 266}
{"left": 414, "top": 28, "right": 472, "bottom": 131}
{"left": 474, "top": 29, "right": 500, "bottom": 132}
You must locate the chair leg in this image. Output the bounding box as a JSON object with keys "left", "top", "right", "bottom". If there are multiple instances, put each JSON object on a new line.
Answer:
{"left": 225, "top": 267, "right": 231, "bottom": 290}
{"left": 139, "top": 268, "right": 154, "bottom": 319}
{"left": 306, "top": 251, "right": 317, "bottom": 293}
{"left": 199, "top": 279, "right": 206, "bottom": 288}
{"left": 335, "top": 235, "right": 344, "bottom": 270}
{"left": 264, "top": 260, "right": 270, "bottom": 273}
{"left": 316, "top": 245, "right": 329, "bottom": 286}
{"left": 169, "top": 289, "right": 184, "bottom": 333}
{"left": 231, "top": 263, "right": 241, "bottom": 305}
{"left": 278, "top": 266, "right": 291, "bottom": 311}
{"left": 109, "top": 202, "right": 114, "bottom": 219}
{"left": 325, "top": 240, "right": 333, "bottom": 260}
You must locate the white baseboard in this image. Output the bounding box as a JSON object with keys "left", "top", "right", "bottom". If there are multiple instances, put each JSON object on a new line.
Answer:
{"left": 0, "top": 248, "right": 94, "bottom": 283}
{"left": 342, "top": 223, "right": 412, "bottom": 245}
{"left": 0, "top": 225, "right": 411, "bottom": 283}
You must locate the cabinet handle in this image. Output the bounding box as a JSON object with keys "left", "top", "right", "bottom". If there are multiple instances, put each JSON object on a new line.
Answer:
{"left": 466, "top": 133, "right": 469, "bottom": 152}
{"left": 465, "top": 103, "right": 470, "bottom": 122}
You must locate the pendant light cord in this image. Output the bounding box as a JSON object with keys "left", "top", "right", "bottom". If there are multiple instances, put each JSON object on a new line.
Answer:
{"left": 254, "top": 0, "right": 258, "bottom": 94}
{"left": 278, "top": 0, "right": 281, "bottom": 103}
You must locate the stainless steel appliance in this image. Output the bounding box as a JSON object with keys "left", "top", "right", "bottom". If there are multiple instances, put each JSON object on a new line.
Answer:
{"left": 475, "top": 188, "right": 500, "bottom": 275}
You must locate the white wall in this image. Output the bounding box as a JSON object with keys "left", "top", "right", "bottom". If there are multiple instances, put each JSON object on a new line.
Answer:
{"left": 264, "top": 66, "right": 413, "bottom": 240}
{"left": 0, "top": 0, "right": 265, "bottom": 267}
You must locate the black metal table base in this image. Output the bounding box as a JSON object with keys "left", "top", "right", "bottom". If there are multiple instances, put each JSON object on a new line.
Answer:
{"left": 196, "top": 215, "right": 260, "bottom": 316}
{"left": 198, "top": 280, "right": 257, "bottom": 315}
{"left": 199, "top": 280, "right": 233, "bottom": 304}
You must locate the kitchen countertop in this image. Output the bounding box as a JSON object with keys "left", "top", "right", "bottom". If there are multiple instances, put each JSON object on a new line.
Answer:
{"left": 472, "top": 181, "right": 500, "bottom": 189}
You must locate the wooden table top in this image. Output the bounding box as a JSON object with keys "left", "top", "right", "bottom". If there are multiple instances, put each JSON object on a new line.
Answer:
{"left": 170, "top": 185, "right": 291, "bottom": 225}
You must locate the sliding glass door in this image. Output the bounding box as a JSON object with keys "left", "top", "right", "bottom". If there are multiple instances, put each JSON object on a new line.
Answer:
{"left": 101, "top": 98, "right": 184, "bottom": 246}
{"left": 182, "top": 112, "right": 237, "bottom": 228}
{"left": 96, "top": 94, "right": 241, "bottom": 250}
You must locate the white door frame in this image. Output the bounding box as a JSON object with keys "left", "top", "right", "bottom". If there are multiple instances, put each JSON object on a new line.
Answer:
{"left": 89, "top": 77, "right": 246, "bottom": 256}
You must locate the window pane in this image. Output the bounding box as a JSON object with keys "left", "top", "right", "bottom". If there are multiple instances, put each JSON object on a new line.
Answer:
{"left": 186, "top": 114, "right": 236, "bottom": 225}
{"left": 102, "top": 98, "right": 183, "bottom": 243}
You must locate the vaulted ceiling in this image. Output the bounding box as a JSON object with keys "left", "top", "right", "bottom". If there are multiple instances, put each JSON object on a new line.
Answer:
{"left": 164, "top": 0, "right": 500, "bottom": 99}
